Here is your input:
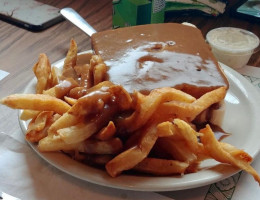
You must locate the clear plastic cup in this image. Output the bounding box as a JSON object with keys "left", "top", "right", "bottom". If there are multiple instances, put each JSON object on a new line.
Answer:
{"left": 206, "top": 27, "right": 259, "bottom": 69}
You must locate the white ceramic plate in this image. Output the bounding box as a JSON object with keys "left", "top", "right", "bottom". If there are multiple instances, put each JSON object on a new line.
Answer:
{"left": 19, "top": 55, "right": 260, "bottom": 192}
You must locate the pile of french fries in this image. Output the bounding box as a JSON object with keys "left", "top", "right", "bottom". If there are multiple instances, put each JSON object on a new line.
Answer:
{"left": 1, "top": 39, "right": 260, "bottom": 184}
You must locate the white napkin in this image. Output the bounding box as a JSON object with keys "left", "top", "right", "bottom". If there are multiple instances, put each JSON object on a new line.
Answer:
{"left": 0, "top": 69, "right": 9, "bottom": 81}
{"left": 0, "top": 132, "right": 171, "bottom": 200}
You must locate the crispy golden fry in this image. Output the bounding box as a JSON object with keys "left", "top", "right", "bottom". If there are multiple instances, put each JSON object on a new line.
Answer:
{"left": 200, "top": 124, "right": 260, "bottom": 184}
{"left": 38, "top": 134, "right": 81, "bottom": 152}
{"left": 27, "top": 111, "right": 53, "bottom": 132}
{"left": 106, "top": 121, "right": 159, "bottom": 177}
{"left": 118, "top": 87, "right": 196, "bottom": 132}
{"left": 134, "top": 158, "right": 189, "bottom": 175}
{"left": 63, "top": 39, "right": 77, "bottom": 71}
{"left": 50, "top": 66, "right": 61, "bottom": 87}
{"left": 173, "top": 119, "right": 199, "bottom": 153}
{"left": 79, "top": 138, "right": 123, "bottom": 154}
{"left": 33, "top": 53, "right": 52, "bottom": 94}
{"left": 95, "top": 121, "right": 116, "bottom": 140}
{"left": 93, "top": 63, "right": 107, "bottom": 85}
{"left": 47, "top": 113, "right": 80, "bottom": 135}
{"left": 20, "top": 110, "right": 40, "bottom": 121}
{"left": 58, "top": 122, "right": 98, "bottom": 144}
{"left": 0, "top": 94, "right": 71, "bottom": 114}
{"left": 26, "top": 111, "right": 58, "bottom": 142}
{"left": 90, "top": 55, "right": 103, "bottom": 66}
{"left": 160, "top": 87, "right": 227, "bottom": 121}
{"left": 158, "top": 101, "right": 192, "bottom": 120}
{"left": 64, "top": 96, "right": 77, "bottom": 105}
{"left": 157, "top": 119, "right": 201, "bottom": 163}
{"left": 62, "top": 39, "right": 78, "bottom": 79}
{"left": 221, "top": 142, "right": 253, "bottom": 163}
{"left": 156, "top": 121, "right": 176, "bottom": 137}
{"left": 156, "top": 138, "right": 197, "bottom": 164}
{"left": 43, "top": 78, "right": 78, "bottom": 98}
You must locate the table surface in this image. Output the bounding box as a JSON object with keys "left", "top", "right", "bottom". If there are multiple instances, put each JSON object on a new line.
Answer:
{"left": 0, "top": 0, "right": 259, "bottom": 190}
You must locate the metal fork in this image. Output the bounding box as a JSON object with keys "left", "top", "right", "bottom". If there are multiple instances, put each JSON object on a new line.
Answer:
{"left": 60, "top": 7, "right": 97, "bottom": 37}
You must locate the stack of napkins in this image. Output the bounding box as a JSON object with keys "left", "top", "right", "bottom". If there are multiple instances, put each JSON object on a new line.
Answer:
{"left": 165, "top": 0, "right": 228, "bottom": 16}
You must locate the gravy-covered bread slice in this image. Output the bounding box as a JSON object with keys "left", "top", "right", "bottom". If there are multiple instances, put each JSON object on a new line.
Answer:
{"left": 91, "top": 23, "right": 228, "bottom": 98}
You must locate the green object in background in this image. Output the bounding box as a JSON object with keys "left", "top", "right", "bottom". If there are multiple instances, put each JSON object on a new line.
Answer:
{"left": 165, "top": 1, "right": 219, "bottom": 16}
{"left": 112, "top": 0, "right": 165, "bottom": 28}
{"left": 237, "top": 0, "right": 260, "bottom": 18}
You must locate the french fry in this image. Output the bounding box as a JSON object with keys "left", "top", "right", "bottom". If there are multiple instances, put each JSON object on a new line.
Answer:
{"left": 58, "top": 122, "right": 98, "bottom": 144}
{"left": 33, "top": 53, "right": 52, "bottom": 94}
{"left": 47, "top": 113, "right": 80, "bottom": 135}
{"left": 134, "top": 158, "right": 189, "bottom": 175}
{"left": 106, "top": 121, "right": 160, "bottom": 177}
{"left": 63, "top": 39, "right": 77, "bottom": 71}
{"left": 160, "top": 87, "right": 227, "bottom": 121}
{"left": 20, "top": 110, "right": 40, "bottom": 121}
{"left": 156, "top": 138, "right": 197, "bottom": 164}
{"left": 156, "top": 121, "right": 176, "bottom": 137}
{"left": 93, "top": 63, "right": 107, "bottom": 85}
{"left": 62, "top": 39, "right": 78, "bottom": 79}
{"left": 200, "top": 124, "right": 260, "bottom": 184}
{"left": 26, "top": 111, "right": 56, "bottom": 142}
{"left": 173, "top": 119, "right": 199, "bottom": 153}
{"left": 27, "top": 111, "right": 53, "bottom": 132}
{"left": 64, "top": 96, "right": 77, "bottom": 105}
{"left": 220, "top": 142, "right": 253, "bottom": 163}
{"left": 50, "top": 66, "right": 61, "bottom": 87}
{"left": 43, "top": 78, "right": 78, "bottom": 98}
{"left": 95, "top": 121, "right": 116, "bottom": 140}
{"left": 155, "top": 119, "right": 201, "bottom": 163}
{"left": 0, "top": 94, "right": 71, "bottom": 114}
{"left": 117, "top": 87, "right": 196, "bottom": 132}
{"left": 38, "top": 134, "right": 81, "bottom": 152}
{"left": 90, "top": 55, "right": 104, "bottom": 66}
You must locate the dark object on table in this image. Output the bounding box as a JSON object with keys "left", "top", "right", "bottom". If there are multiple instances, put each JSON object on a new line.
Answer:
{"left": 231, "top": 0, "right": 260, "bottom": 22}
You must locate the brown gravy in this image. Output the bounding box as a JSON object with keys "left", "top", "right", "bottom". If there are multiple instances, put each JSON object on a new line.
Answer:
{"left": 91, "top": 23, "right": 228, "bottom": 97}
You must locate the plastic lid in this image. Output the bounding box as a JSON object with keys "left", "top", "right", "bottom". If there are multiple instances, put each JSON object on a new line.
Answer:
{"left": 206, "top": 27, "right": 259, "bottom": 53}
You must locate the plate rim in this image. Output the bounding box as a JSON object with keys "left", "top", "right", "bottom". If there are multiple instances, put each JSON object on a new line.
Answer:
{"left": 18, "top": 55, "right": 260, "bottom": 192}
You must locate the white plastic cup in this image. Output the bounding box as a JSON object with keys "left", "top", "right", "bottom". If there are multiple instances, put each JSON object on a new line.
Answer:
{"left": 206, "top": 27, "right": 259, "bottom": 69}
